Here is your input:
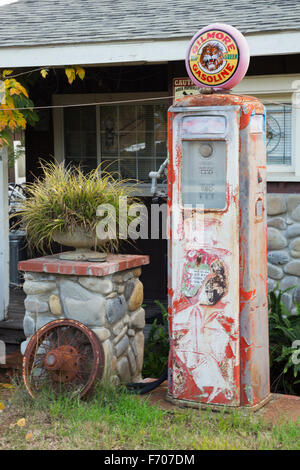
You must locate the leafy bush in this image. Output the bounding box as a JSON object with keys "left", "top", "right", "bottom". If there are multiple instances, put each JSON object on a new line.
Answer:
{"left": 269, "top": 284, "right": 300, "bottom": 395}
{"left": 15, "top": 162, "right": 139, "bottom": 253}
{"left": 142, "top": 300, "right": 169, "bottom": 378}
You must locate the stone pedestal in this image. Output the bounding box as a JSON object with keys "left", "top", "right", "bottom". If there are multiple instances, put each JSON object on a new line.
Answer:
{"left": 18, "top": 253, "right": 149, "bottom": 384}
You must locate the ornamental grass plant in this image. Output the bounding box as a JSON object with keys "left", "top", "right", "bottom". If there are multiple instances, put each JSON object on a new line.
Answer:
{"left": 16, "top": 162, "right": 139, "bottom": 253}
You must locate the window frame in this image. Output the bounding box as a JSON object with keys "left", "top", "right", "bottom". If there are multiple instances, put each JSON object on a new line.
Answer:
{"left": 52, "top": 92, "right": 169, "bottom": 195}
{"left": 234, "top": 74, "right": 300, "bottom": 181}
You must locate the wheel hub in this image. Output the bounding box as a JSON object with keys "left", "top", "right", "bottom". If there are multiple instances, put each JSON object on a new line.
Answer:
{"left": 44, "top": 345, "right": 80, "bottom": 383}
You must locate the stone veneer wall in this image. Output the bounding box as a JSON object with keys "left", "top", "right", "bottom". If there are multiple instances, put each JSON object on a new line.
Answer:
{"left": 267, "top": 193, "right": 300, "bottom": 312}
{"left": 21, "top": 267, "right": 145, "bottom": 385}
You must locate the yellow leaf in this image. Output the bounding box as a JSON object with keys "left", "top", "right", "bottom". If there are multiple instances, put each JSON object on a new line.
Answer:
{"left": 25, "top": 432, "right": 33, "bottom": 441}
{"left": 4, "top": 78, "right": 14, "bottom": 88}
{"left": 15, "top": 82, "right": 29, "bottom": 98}
{"left": 0, "top": 402, "right": 4, "bottom": 411}
{"left": 17, "top": 118, "right": 26, "bottom": 129}
{"left": 16, "top": 418, "right": 26, "bottom": 427}
{"left": 65, "top": 67, "right": 76, "bottom": 84}
{"left": 0, "top": 137, "right": 9, "bottom": 146}
{"left": 2, "top": 70, "right": 13, "bottom": 77}
{"left": 75, "top": 66, "right": 85, "bottom": 80}
{"left": 9, "top": 87, "right": 21, "bottom": 96}
{"left": 40, "top": 69, "right": 48, "bottom": 79}
{"left": 8, "top": 120, "right": 16, "bottom": 131}
{"left": 0, "top": 383, "right": 15, "bottom": 389}
{"left": 0, "top": 120, "right": 8, "bottom": 132}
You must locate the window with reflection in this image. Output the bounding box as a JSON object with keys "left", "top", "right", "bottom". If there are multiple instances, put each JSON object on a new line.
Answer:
{"left": 64, "top": 103, "right": 168, "bottom": 181}
{"left": 265, "top": 104, "right": 292, "bottom": 166}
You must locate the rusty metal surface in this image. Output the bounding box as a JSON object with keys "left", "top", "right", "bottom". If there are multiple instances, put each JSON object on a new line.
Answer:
{"left": 167, "top": 93, "right": 269, "bottom": 408}
{"left": 44, "top": 345, "right": 80, "bottom": 382}
{"left": 23, "top": 319, "right": 104, "bottom": 398}
{"left": 172, "top": 92, "right": 265, "bottom": 115}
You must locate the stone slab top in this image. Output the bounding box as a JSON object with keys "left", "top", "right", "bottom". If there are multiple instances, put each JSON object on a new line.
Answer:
{"left": 18, "top": 253, "right": 150, "bottom": 277}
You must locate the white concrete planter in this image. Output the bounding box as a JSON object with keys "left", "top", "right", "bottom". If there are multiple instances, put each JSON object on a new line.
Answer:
{"left": 53, "top": 228, "right": 107, "bottom": 261}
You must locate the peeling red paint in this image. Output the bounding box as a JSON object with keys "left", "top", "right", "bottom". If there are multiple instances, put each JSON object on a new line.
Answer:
{"left": 225, "top": 343, "right": 234, "bottom": 359}
{"left": 168, "top": 287, "right": 174, "bottom": 298}
{"left": 218, "top": 315, "right": 234, "bottom": 333}
{"left": 240, "top": 104, "right": 255, "bottom": 130}
{"left": 240, "top": 287, "right": 256, "bottom": 311}
{"left": 172, "top": 93, "right": 264, "bottom": 115}
{"left": 240, "top": 336, "right": 252, "bottom": 370}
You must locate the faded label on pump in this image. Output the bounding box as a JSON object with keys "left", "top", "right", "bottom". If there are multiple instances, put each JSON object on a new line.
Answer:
{"left": 182, "top": 115, "right": 226, "bottom": 134}
{"left": 181, "top": 250, "right": 227, "bottom": 305}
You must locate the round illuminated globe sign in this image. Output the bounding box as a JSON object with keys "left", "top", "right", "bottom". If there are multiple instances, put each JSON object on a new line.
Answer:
{"left": 185, "top": 23, "right": 250, "bottom": 90}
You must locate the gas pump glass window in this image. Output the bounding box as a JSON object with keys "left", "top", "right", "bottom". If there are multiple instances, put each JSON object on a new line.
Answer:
{"left": 181, "top": 117, "right": 227, "bottom": 210}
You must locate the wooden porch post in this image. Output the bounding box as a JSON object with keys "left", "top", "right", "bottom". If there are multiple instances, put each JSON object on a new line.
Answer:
{"left": 0, "top": 146, "right": 9, "bottom": 321}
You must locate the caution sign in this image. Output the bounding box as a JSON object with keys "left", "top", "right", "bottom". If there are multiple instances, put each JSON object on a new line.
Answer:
{"left": 173, "top": 78, "right": 199, "bottom": 100}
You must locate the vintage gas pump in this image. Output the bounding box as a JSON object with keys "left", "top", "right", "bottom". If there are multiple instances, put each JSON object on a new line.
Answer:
{"left": 167, "top": 24, "right": 270, "bottom": 409}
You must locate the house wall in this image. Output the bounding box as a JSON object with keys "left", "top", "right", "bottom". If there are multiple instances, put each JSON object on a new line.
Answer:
{"left": 24, "top": 57, "right": 300, "bottom": 305}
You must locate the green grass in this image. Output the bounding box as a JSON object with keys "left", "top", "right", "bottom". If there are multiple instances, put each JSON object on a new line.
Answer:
{"left": 1, "top": 381, "right": 300, "bottom": 450}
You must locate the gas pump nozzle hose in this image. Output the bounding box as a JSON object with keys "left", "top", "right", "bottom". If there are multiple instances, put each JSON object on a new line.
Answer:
{"left": 126, "top": 368, "right": 168, "bottom": 395}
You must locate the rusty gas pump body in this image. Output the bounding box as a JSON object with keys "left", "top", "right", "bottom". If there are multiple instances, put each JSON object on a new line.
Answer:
{"left": 167, "top": 90, "right": 270, "bottom": 409}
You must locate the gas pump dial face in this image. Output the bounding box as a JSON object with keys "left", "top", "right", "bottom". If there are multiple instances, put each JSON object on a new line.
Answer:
{"left": 199, "top": 143, "right": 213, "bottom": 158}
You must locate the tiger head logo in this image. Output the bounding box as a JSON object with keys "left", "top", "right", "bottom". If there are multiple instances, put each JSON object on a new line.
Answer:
{"left": 199, "top": 42, "right": 225, "bottom": 73}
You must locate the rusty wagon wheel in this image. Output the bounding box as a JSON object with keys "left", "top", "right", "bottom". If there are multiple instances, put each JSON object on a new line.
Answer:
{"left": 22, "top": 319, "right": 105, "bottom": 399}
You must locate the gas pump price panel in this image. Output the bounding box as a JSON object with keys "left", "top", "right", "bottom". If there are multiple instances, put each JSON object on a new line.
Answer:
{"left": 181, "top": 115, "right": 227, "bottom": 209}
{"left": 167, "top": 24, "right": 270, "bottom": 410}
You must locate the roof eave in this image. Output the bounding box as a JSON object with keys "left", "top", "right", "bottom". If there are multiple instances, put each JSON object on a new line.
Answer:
{"left": 0, "top": 29, "right": 299, "bottom": 68}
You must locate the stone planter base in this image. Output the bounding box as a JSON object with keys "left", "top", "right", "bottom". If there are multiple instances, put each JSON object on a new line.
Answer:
{"left": 18, "top": 253, "right": 150, "bottom": 385}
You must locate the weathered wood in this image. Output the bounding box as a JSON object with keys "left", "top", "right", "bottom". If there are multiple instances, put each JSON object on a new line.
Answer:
{"left": 0, "top": 328, "right": 25, "bottom": 344}
{"left": 7, "top": 287, "right": 26, "bottom": 318}
{"left": 0, "top": 318, "right": 24, "bottom": 330}
{"left": 0, "top": 349, "right": 23, "bottom": 369}
{"left": 0, "top": 287, "right": 25, "bottom": 346}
